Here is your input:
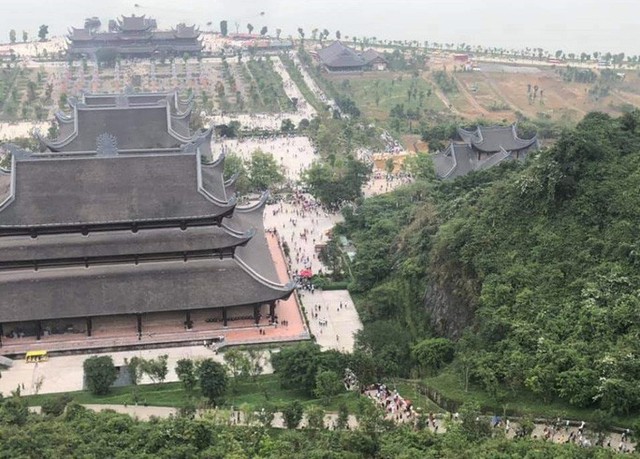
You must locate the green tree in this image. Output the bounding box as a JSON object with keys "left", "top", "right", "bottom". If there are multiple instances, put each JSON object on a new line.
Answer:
{"left": 306, "top": 405, "right": 325, "bottom": 430}
{"left": 248, "top": 150, "right": 284, "bottom": 191}
{"left": 41, "top": 394, "right": 72, "bottom": 417}
{"left": 9, "top": 30, "right": 16, "bottom": 44}
{"left": 197, "top": 359, "right": 228, "bottom": 405}
{"left": 256, "top": 403, "right": 276, "bottom": 428}
{"left": 281, "top": 118, "right": 295, "bottom": 132}
{"left": 247, "top": 23, "right": 254, "bottom": 35}
{"left": 175, "top": 359, "right": 197, "bottom": 393}
{"left": 38, "top": 24, "right": 49, "bottom": 42}
{"left": 141, "top": 355, "right": 169, "bottom": 383}
{"left": 260, "top": 26, "right": 268, "bottom": 36}
{"left": 22, "top": 31, "right": 28, "bottom": 42}
{"left": 314, "top": 370, "right": 343, "bottom": 405}
{"left": 83, "top": 356, "right": 118, "bottom": 395}
{"left": 282, "top": 400, "right": 304, "bottom": 429}
{"left": 411, "top": 337, "right": 454, "bottom": 375}
{"left": 219, "top": 20, "right": 228, "bottom": 37}
{"left": 223, "top": 153, "right": 250, "bottom": 194}
{"left": 223, "top": 349, "right": 251, "bottom": 393}
{"left": 0, "top": 391, "right": 29, "bottom": 425}
{"left": 125, "top": 356, "right": 144, "bottom": 385}
{"left": 335, "top": 402, "right": 350, "bottom": 430}
{"left": 271, "top": 342, "right": 321, "bottom": 395}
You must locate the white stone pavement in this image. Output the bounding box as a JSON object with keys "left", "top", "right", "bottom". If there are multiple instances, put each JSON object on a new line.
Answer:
{"left": 216, "top": 135, "right": 316, "bottom": 182}
{"left": 300, "top": 290, "right": 361, "bottom": 352}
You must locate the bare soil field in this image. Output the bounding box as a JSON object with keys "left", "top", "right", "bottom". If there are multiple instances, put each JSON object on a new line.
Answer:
{"left": 449, "top": 63, "right": 640, "bottom": 125}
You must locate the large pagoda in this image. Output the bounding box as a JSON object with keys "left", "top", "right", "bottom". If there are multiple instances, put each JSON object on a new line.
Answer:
{"left": 67, "top": 15, "right": 203, "bottom": 59}
{"left": 0, "top": 92, "right": 293, "bottom": 354}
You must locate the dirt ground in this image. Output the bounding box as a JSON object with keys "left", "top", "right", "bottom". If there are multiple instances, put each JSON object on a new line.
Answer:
{"left": 445, "top": 62, "right": 640, "bottom": 125}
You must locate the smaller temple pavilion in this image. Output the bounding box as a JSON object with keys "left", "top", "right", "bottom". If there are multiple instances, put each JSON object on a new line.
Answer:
{"left": 432, "top": 125, "right": 539, "bottom": 179}
{"left": 67, "top": 15, "right": 203, "bottom": 59}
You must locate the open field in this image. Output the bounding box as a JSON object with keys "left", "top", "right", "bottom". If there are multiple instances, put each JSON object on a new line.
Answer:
{"left": 442, "top": 62, "right": 640, "bottom": 125}
{"left": 326, "top": 71, "right": 446, "bottom": 121}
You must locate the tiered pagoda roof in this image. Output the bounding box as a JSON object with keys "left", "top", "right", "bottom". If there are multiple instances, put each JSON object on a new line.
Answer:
{"left": 38, "top": 91, "right": 205, "bottom": 153}
{"left": 0, "top": 92, "right": 293, "bottom": 325}
{"left": 433, "top": 125, "right": 539, "bottom": 179}
{"left": 67, "top": 15, "right": 202, "bottom": 58}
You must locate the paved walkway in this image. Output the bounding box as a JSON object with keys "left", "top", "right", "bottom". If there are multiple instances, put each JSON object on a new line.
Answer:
{"left": 301, "top": 290, "right": 361, "bottom": 352}
{"left": 29, "top": 401, "right": 635, "bottom": 453}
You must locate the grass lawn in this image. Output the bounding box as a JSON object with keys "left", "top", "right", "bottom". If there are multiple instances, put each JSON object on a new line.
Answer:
{"left": 424, "top": 369, "right": 640, "bottom": 428}
{"left": 328, "top": 72, "right": 446, "bottom": 121}
{"left": 24, "top": 374, "right": 362, "bottom": 413}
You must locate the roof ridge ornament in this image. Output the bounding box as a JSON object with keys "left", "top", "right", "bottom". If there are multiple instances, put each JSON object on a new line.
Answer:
{"left": 96, "top": 132, "right": 118, "bottom": 156}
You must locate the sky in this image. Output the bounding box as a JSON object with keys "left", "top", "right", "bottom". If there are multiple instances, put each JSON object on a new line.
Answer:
{"left": 1, "top": 0, "right": 637, "bottom": 56}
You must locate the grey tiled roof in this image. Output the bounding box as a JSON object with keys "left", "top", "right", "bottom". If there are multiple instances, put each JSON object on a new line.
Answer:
{"left": 362, "top": 48, "right": 386, "bottom": 64}
{"left": 201, "top": 155, "right": 228, "bottom": 202}
{"left": 0, "top": 152, "right": 232, "bottom": 228}
{"left": 457, "top": 125, "right": 538, "bottom": 153}
{"left": 0, "top": 257, "right": 292, "bottom": 322}
{"left": 0, "top": 225, "right": 252, "bottom": 264}
{"left": 42, "top": 93, "right": 194, "bottom": 152}
{"left": 225, "top": 196, "right": 279, "bottom": 285}
{"left": 317, "top": 41, "right": 365, "bottom": 68}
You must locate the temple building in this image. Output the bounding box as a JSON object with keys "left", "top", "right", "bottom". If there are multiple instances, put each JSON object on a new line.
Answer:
{"left": 432, "top": 125, "right": 539, "bottom": 179}
{"left": 67, "top": 15, "right": 203, "bottom": 59}
{"left": 316, "top": 41, "right": 388, "bottom": 72}
{"left": 0, "top": 93, "right": 294, "bottom": 354}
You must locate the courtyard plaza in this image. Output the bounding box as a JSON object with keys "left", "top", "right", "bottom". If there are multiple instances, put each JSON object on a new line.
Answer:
{"left": 217, "top": 135, "right": 315, "bottom": 182}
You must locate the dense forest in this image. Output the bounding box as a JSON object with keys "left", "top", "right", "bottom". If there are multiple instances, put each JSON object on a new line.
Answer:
{"left": 342, "top": 111, "right": 640, "bottom": 416}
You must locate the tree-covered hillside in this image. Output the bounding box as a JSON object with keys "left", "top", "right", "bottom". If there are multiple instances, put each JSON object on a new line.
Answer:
{"left": 343, "top": 111, "right": 640, "bottom": 415}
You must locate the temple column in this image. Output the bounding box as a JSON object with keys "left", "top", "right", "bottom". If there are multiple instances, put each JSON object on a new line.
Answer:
{"left": 86, "top": 318, "right": 92, "bottom": 337}
{"left": 185, "top": 311, "right": 192, "bottom": 330}
{"left": 222, "top": 307, "right": 228, "bottom": 327}
{"left": 36, "top": 321, "right": 42, "bottom": 341}
{"left": 253, "top": 305, "right": 260, "bottom": 325}
{"left": 136, "top": 314, "right": 142, "bottom": 340}
{"left": 269, "top": 301, "right": 276, "bottom": 321}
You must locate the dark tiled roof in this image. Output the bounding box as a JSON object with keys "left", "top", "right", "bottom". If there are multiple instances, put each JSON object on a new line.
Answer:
{"left": 42, "top": 94, "right": 194, "bottom": 151}
{"left": 69, "top": 28, "right": 93, "bottom": 41}
{"left": 225, "top": 196, "right": 279, "bottom": 284}
{"left": 0, "top": 152, "right": 231, "bottom": 228}
{"left": 457, "top": 125, "right": 538, "bottom": 153}
{"left": 0, "top": 169, "right": 11, "bottom": 204}
{"left": 0, "top": 258, "right": 292, "bottom": 322}
{"left": 362, "top": 48, "right": 386, "bottom": 64}
{"left": 0, "top": 225, "right": 251, "bottom": 264}
{"left": 317, "top": 41, "right": 365, "bottom": 69}
{"left": 174, "top": 24, "right": 198, "bottom": 39}
{"left": 201, "top": 156, "right": 228, "bottom": 202}
{"left": 433, "top": 143, "right": 477, "bottom": 179}
{"left": 118, "top": 15, "right": 152, "bottom": 32}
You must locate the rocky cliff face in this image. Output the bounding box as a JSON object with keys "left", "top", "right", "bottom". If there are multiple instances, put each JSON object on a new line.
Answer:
{"left": 423, "top": 279, "right": 476, "bottom": 340}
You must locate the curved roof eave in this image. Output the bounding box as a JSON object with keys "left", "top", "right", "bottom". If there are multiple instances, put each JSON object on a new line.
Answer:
{"left": 236, "top": 191, "right": 269, "bottom": 213}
